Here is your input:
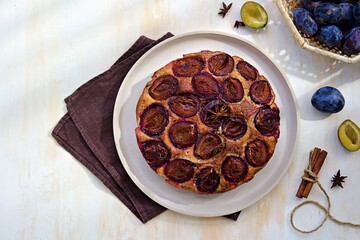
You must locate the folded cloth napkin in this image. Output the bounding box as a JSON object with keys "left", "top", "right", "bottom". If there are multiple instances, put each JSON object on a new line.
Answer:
{"left": 52, "top": 33, "right": 241, "bottom": 223}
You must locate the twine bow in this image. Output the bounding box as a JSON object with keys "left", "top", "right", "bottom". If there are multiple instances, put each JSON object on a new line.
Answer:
{"left": 290, "top": 166, "right": 360, "bottom": 233}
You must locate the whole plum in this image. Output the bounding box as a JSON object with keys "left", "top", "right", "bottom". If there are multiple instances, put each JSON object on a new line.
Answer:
{"left": 342, "top": 26, "right": 360, "bottom": 55}
{"left": 311, "top": 86, "right": 345, "bottom": 113}
{"left": 314, "top": 3, "right": 343, "bottom": 24}
{"left": 301, "top": 0, "right": 323, "bottom": 12}
{"left": 337, "top": 3, "right": 354, "bottom": 30}
{"left": 293, "top": 8, "right": 318, "bottom": 36}
{"left": 317, "top": 25, "right": 343, "bottom": 46}
{"left": 354, "top": 2, "right": 360, "bottom": 23}
{"left": 339, "top": 3, "right": 354, "bottom": 21}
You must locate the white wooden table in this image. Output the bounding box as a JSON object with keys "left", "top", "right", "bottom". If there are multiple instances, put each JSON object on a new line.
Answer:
{"left": 1, "top": 0, "right": 360, "bottom": 239}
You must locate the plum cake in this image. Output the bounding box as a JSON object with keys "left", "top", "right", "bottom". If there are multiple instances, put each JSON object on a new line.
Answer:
{"left": 135, "top": 50, "right": 280, "bottom": 194}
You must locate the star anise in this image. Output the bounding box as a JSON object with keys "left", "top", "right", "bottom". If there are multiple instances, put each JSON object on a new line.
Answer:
{"left": 207, "top": 104, "right": 230, "bottom": 123}
{"left": 211, "top": 142, "right": 226, "bottom": 157}
{"left": 218, "top": 2, "right": 232, "bottom": 18}
{"left": 234, "top": 20, "right": 245, "bottom": 28}
{"left": 331, "top": 169, "right": 347, "bottom": 188}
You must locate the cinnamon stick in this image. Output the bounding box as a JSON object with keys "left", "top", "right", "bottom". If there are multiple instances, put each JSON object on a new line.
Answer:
{"left": 296, "top": 147, "right": 321, "bottom": 198}
{"left": 302, "top": 150, "right": 327, "bottom": 198}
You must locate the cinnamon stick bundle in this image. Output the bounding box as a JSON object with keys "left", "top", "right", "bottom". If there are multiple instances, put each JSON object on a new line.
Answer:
{"left": 296, "top": 147, "right": 328, "bottom": 198}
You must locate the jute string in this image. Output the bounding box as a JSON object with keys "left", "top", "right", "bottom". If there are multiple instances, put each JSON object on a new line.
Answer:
{"left": 290, "top": 166, "right": 360, "bottom": 233}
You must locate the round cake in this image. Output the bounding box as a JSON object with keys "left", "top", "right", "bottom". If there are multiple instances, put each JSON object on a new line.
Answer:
{"left": 135, "top": 50, "right": 280, "bottom": 194}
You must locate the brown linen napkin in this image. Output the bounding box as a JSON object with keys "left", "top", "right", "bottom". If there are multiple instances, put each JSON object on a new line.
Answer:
{"left": 52, "top": 33, "right": 240, "bottom": 223}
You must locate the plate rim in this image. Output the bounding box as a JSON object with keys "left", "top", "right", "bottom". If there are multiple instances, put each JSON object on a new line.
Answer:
{"left": 113, "top": 30, "right": 300, "bottom": 217}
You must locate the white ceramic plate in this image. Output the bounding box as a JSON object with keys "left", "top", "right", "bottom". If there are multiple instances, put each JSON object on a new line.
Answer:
{"left": 113, "top": 31, "right": 298, "bottom": 217}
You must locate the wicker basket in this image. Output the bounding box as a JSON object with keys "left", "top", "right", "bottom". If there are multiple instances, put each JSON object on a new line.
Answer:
{"left": 275, "top": 0, "right": 360, "bottom": 63}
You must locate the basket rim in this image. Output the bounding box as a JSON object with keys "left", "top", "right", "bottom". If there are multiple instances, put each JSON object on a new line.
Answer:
{"left": 275, "top": 0, "right": 360, "bottom": 64}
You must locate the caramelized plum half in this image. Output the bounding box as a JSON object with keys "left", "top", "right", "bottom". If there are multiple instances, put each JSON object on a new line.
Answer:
{"left": 194, "top": 133, "right": 224, "bottom": 160}
{"left": 172, "top": 57, "right": 205, "bottom": 77}
{"left": 236, "top": 61, "right": 258, "bottom": 81}
{"left": 140, "top": 104, "right": 169, "bottom": 136}
{"left": 149, "top": 75, "right": 179, "bottom": 100}
{"left": 250, "top": 80, "right": 272, "bottom": 104}
{"left": 192, "top": 72, "right": 219, "bottom": 99}
{"left": 222, "top": 116, "right": 247, "bottom": 140}
{"left": 168, "top": 93, "right": 200, "bottom": 118}
{"left": 245, "top": 139, "right": 269, "bottom": 167}
{"left": 195, "top": 166, "right": 220, "bottom": 193}
{"left": 221, "top": 78, "right": 244, "bottom": 103}
{"left": 200, "top": 100, "right": 231, "bottom": 128}
{"left": 254, "top": 107, "right": 280, "bottom": 136}
{"left": 165, "top": 159, "right": 196, "bottom": 183}
{"left": 208, "top": 53, "right": 234, "bottom": 76}
{"left": 141, "top": 141, "right": 171, "bottom": 168}
{"left": 169, "top": 121, "right": 198, "bottom": 149}
{"left": 222, "top": 156, "right": 248, "bottom": 182}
